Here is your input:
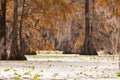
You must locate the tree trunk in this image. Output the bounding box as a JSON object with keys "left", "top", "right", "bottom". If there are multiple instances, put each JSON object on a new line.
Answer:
{"left": 9, "top": 0, "right": 26, "bottom": 60}
{"left": 80, "top": 0, "right": 97, "bottom": 55}
{"left": 0, "top": 0, "right": 7, "bottom": 60}
{"left": 19, "top": 0, "right": 25, "bottom": 54}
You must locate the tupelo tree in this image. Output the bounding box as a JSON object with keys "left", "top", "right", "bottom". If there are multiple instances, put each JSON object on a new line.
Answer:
{"left": 0, "top": 0, "right": 7, "bottom": 60}
{"left": 80, "top": 0, "right": 98, "bottom": 55}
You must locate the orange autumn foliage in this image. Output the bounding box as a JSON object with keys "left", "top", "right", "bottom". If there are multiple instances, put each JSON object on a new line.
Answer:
{"left": 74, "top": 33, "right": 84, "bottom": 50}
{"left": 39, "top": 20, "right": 45, "bottom": 26}
{"left": 7, "top": 1, "right": 14, "bottom": 8}
{"left": 46, "top": 41, "right": 54, "bottom": 50}
{"left": 103, "top": 25, "right": 109, "bottom": 32}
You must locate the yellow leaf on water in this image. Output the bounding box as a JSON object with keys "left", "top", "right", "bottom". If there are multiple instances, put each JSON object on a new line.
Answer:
{"left": 34, "top": 74, "right": 41, "bottom": 80}
{"left": 14, "top": 77, "right": 21, "bottom": 80}
{"left": 4, "top": 68, "right": 10, "bottom": 72}
{"left": 31, "top": 66, "right": 35, "bottom": 70}
{"left": 23, "top": 72, "right": 30, "bottom": 75}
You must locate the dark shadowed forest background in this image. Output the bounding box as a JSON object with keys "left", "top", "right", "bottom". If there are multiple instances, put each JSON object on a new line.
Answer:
{"left": 0, "top": 0, "right": 120, "bottom": 60}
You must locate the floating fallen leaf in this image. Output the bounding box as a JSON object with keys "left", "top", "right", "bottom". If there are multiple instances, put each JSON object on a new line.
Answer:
{"left": 34, "top": 74, "right": 41, "bottom": 80}
{"left": 80, "top": 72, "right": 83, "bottom": 74}
{"left": 31, "top": 66, "right": 35, "bottom": 70}
{"left": 14, "top": 76, "right": 21, "bottom": 80}
{"left": 4, "top": 68, "right": 10, "bottom": 72}
{"left": 116, "top": 72, "right": 120, "bottom": 77}
{"left": 23, "top": 72, "right": 30, "bottom": 75}
{"left": 40, "top": 70, "right": 43, "bottom": 72}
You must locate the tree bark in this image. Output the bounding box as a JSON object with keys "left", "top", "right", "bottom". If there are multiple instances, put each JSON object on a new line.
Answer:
{"left": 9, "top": 0, "right": 26, "bottom": 60}
{"left": 19, "top": 0, "right": 25, "bottom": 54}
{"left": 80, "top": 0, "right": 97, "bottom": 55}
{"left": 0, "top": 0, "right": 7, "bottom": 60}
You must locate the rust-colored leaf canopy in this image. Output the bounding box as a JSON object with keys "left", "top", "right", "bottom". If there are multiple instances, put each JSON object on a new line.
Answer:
{"left": 30, "top": 0, "right": 76, "bottom": 21}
